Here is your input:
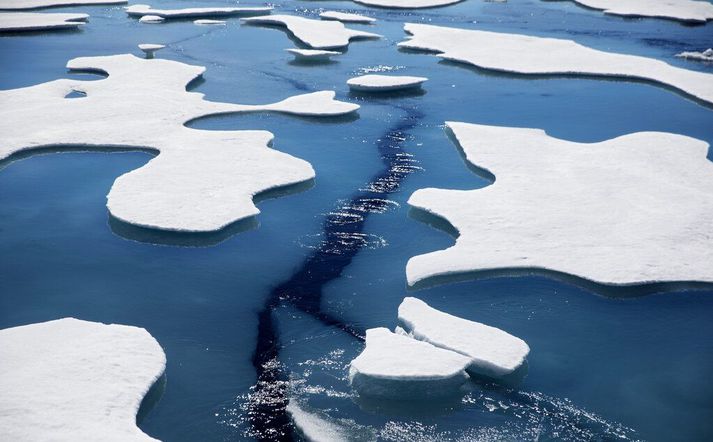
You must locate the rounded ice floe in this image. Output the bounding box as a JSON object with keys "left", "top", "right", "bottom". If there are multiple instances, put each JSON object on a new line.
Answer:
{"left": 242, "top": 14, "right": 381, "bottom": 50}
{"left": 0, "top": 0, "right": 125, "bottom": 10}
{"left": 0, "top": 11, "right": 87, "bottom": 32}
{"left": 349, "top": 327, "right": 470, "bottom": 399}
{"left": 353, "top": 0, "right": 464, "bottom": 8}
{"left": 193, "top": 19, "right": 225, "bottom": 25}
{"left": 138, "top": 14, "right": 163, "bottom": 23}
{"left": 319, "top": 10, "right": 376, "bottom": 23}
{"left": 406, "top": 121, "right": 713, "bottom": 287}
{"left": 287, "top": 48, "right": 341, "bottom": 62}
{"left": 138, "top": 43, "right": 164, "bottom": 58}
{"left": 347, "top": 74, "right": 427, "bottom": 92}
{"left": 399, "top": 23, "right": 713, "bottom": 106}
{"left": 564, "top": 0, "right": 713, "bottom": 24}
{"left": 126, "top": 4, "right": 272, "bottom": 19}
{"left": 398, "top": 297, "right": 529, "bottom": 378}
{"left": 0, "top": 318, "right": 166, "bottom": 441}
{"left": 676, "top": 48, "right": 713, "bottom": 62}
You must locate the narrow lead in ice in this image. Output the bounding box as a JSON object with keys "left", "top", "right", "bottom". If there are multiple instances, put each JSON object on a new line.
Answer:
{"left": 564, "top": 0, "right": 713, "bottom": 23}
{"left": 319, "top": 10, "right": 376, "bottom": 24}
{"left": 0, "top": 12, "right": 87, "bottom": 32}
{"left": 398, "top": 297, "right": 529, "bottom": 378}
{"left": 0, "top": 318, "right": 166, "bottom": 441}
{"left": 347, "top": 74, "right": 427, "bottom": 92}
{"left": 126, "top": 4, "right": 272, "bottom": 19}
{"left": 349, "top": 327, "right": 470, "bottom": 399}
{"left": 399, "top": 23, "right": 713, "bottom": 105}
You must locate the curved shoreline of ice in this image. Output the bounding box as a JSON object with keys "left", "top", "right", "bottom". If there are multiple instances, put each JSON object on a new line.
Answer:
{"left": 126, "top": 4, "right": 272, "bottom": 19}
{"left": 0, "top": 318, "right": 166, "bottom": 441}
{"left": 347, "top": 74, "right": 427, "bottom": 92}
{"left": 0, "top": 11, "right": 87, "bottom": 32}
{"left": 562, "top": 0, "right": 713, "bottom": 23}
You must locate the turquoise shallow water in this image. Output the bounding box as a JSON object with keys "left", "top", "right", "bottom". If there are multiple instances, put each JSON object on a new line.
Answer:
{"left": 1, "top": 0, "right": 713, "bottom": 440}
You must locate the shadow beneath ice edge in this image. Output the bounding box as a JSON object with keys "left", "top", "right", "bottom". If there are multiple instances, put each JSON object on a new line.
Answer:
{"left": 136, "top": 372, "right": 167, "bottom": 425}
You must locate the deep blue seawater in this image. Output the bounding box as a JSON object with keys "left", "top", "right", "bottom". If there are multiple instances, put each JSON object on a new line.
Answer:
{"left": 1, "top": 0, "right": 713, "bottom": 440}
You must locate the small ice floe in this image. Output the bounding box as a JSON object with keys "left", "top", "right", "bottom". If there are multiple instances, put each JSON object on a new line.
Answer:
{"left": 347, "top": 74, "right": 427, "bottom": 92}
{"left": 287, "top": 48, "right": 341, "bottom": 62}
{"left": 349, "top": 327, "right": 471, "bottom": 399}
{"left": 0, "top": 0, "right": 124, "bottom": 10}
{"left": 676, "top": 48, "right": 713, "bottom": 62}
{"left": 193, "top": 19, "right": 225, "bottom": 25}
{"left": 138, "top": 43, "right": 164, "bottom": 58}
{"left": 138, "top": 14, "right": 163, "bottom": 23}
{"left": 126, "top": 4, "right": 272, "bottom": 19}
{"left": 286, "top": 401, "right": 350, "bottom": 442}
{"left": 319, "top": 10, "right": 376, "bottom": 24}
{"left": 406, "top": 121, "right": 713, "bottom": 287}
{"left": 399, "top": 23, "right": 713, "bottom": 105}
{"left": 398, "top": 297, "right": 529, "bottom": 378}
{"left": 567, "top": 0, "right": 713, "bottom": 24}
{"left": 352, "top": 0, "right": 464, "bottom": 8}
{"left": 242, "top": 14, "right": 381, "bottom": 50}
{"left": 0, "top": 12, "right": 87, "bottom": 32}
{"left": 0, "top": 318, "right": 165, "bottom": 441}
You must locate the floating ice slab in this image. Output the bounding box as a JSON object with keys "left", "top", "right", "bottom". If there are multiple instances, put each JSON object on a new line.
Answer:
{"left": 138, "top": 43, "right": 164, "bottom": 58}
{"left": 676, "top": 48, "right": 713, "bottom": 62}
{"left": 349, "top": 327, "right": 470, "bottom": 399}
{"left": 0, "top": 54, "right": 359, "bottom": 233}
{"left": 398, "top": 297, "right": 529, "bottom": 378}
{"left": 0, "top": 0, "right": 124, "bottom": 10}
{"left": 0, "top": 11, "right": 86, "bottom": 31}
{"left": 287, "top": 48, "right": 341, "bottom": 62}
{"left": 138, "top": 14, "right": 163, "bottom": 23}
{"left": 193, "top": 18, "right": 225, "bottom": 25}
{"left": 243, "top": 14, "right": 380, "bottom": 50}
{"left": 286, "top": 401, "right": 349, "bottom": 442}
{"left": 353, "top": 0, "right": 464, "bottom": 9}
{"left": 406, "top": 122, "right": 713, "bottom": 287}
{"left": 347, "top": 74, "right": 427, "bottom": 92}
{"left": 399, "top": 23, "right": 713, "bottom": 105}
{"left": 0, "top": 318, "right": 165, "bottom": 441}
{"left": 320, "top": 10, "right": 375, "bottom": 23}
{"left": 126, "top": 4, "right": 272, "bottom": 19}
{"left": 566, "top": 0, "right": 713, "bottom": 23}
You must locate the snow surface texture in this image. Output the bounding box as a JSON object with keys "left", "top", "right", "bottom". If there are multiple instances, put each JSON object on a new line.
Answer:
{"left": 193, "top": 19, "right": 224, "bottom": 25}
{"left": 0, "top": 11, "right": 86, "bottom": 31}
{"left": 0, "top": 0, "right": 124, "bottom": 10}
{"left": 242, "top": 14, "right": 380, "bottom": 50}
{"left": 319, "top": 10, "right": 375, "bottom": 23}
{"left": 349, "top": 327, "right": 471, "bottom": 399}
{"left": 126, "top": 4, "right": 272, "bottom": 19}
{"left": 0, "top": 54, "right": 359, "bottom": 232}
{"left": 286, "top": 401, "right": 349, "bottom": 442}
{"left": 347, "top": 74, "right": 428, "bottom": 92}
{"left": 0, "top": 318, "right": 166, "bottom": 441}
{"left": 287, "top": 48, "right": 341, "bottom": 61}
{"left": 676, "top": 48, "right": 713, "bottom": 62}
{"left": 563, "top": 0, "right": 713, "bottom": 23}
{"left": 398, "top": 297, "right": 529, "bottom": 377}
{"left": 406, "top": 122, "right": 713, "bottom": 287}
{"left": 399, "top": 23, "right": 713, "bottom": 106}
{"left": 353, "top": 0, "right": 464, "bottom": 9}
{"left": 138, "top": 43, "right": 164, "bottom": 58}
{"left": 139, "top": 14, "right": 162, "bottom": 23}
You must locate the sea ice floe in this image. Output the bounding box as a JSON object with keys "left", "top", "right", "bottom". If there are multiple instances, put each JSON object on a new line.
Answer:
{"left": 676, "top": 48, "right": 713, "bottom": 62}
{"left": 0, "top": 0, "right": 124, "bottom": 9}
{"left": 0, "top": 11, "right": 87, "bottom": 32}
{"left": 126, "top": 4, "right": 272, "bottom": 19}
{"left": 287, "top": 48, "right": 341, "bottom": 62}
{"left": 193, "top": 18, "right": 225, "bottom": 25}
{"left": 349, "top": 327, "right": 471, "bottom": 399}
{"left": 286, "top": 401, "right": 350, "bottom": 442}
{"left": 138, "top": 43, "right": 164, "bottom": 58}
{"left": 0, "top": 54, "right": 359, "bottom": 233}
{"left": 319, "top": 10, "right": 376, "bottom": 23}
{"left": 243, "top": 14, "right": 381, "bottom": 50}
{"left": 347, "top": 74, "right": 427, "bottom": 92}
{"left": 353, "top": 0, "right": 464, "bottom": 9}
{"left": 564, "top": 0, "right": 713, "bottom": 23}
{"left": 406, "top": 121, "right": 713, "bottom": 287}
{"left": 138, "top": 14, "right": 163, "bottom": 23}
{"left": 0, "top": 318, "right": 165, "bottom": 441}
{"left": 399, "top": 23, "right": 713, "bottom": 105}
{"left": 398, "top": 297, "right": 529, "bottom": 378}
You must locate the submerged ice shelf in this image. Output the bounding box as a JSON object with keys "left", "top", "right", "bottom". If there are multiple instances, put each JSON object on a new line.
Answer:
{"left": 0, "top": 11, "right": 87, "bottom": 32}
{"left": 0, "top": 318, "right": 165, "bottom": 441}
{"left": 407, "top": 122, "right": 713, "bottom": 287}
{"left": 0, "top": 54, "right": 359, "bottom": 233}
{"left": 563, "top": 0, "right": 713, "bottom": 23}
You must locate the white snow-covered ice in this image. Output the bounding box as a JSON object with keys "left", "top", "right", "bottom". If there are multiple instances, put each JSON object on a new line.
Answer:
{"left": 319, "top": 10, "right": 375, "bottom": 23}
{"left": 349, "top": 327, "right": 470, "bottom": 399}
{"left": 0, "top": 318, "right": 166, "bottom": 441}
{"left": 353, "top": 0, "right": 464, "bottom": 9}
{"left": 0, "top": 0, "right": 124, "bottom": 10}
{"left": 398, "top": 297, "right": 529, "bottom": 378}
{"left": 399, "top": 23, "right": 713, "bottom": 105}
{"left": 565, "top": 0, "right": 713, "bottom": 23}
{"left": 406, "top": 121, "right": 713, "bottom": 287}
{"left": 0, "top": 54, "right": 359, "bottom": 233}
{"left": 126, "top": 4, "right": 272, "bottom": 19}
{"left": 193, "top": 19, "right": 225, "bottom": 25}
{"left": 347, "top": 74, "right": 427, "bottom": 92}
{"left": 243, "top": 14, "right": 380, "bottom": 50}
{"left": 0, "top": 11, "right": 87, "bottom": 31}
{"left": 676, "top": 48, "right": 713, "bottom": 62}
{"left": 287, "top": 48, "right": 341, "bottom": 62}
{"left": 138, "top": 43, "right": 164, "bottom": 58}
{"left": 138, "top": 14, "right": 163, "bottom": 23}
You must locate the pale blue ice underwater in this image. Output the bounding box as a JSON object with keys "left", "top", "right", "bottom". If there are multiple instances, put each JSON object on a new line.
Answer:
{"left": 1, "top": 0, "right": 713, "bottom": 440}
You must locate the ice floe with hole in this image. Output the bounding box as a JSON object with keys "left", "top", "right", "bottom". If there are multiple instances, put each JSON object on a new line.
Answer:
{"left": 0, "top": 11, "right": 87, "bottom": 31}
{"left": 399, "top": 23, "right": 713, "bottom": 105}
{"left": 320, "top": 10, "right": 375, "bottom": 23}
{"left": 676, "top": 48, "right": 713, "bottom": 62}
{"left": 243, "top": 14, "right": 380, "bottom": 50}
{"left": 564, "top": 0, "right": 713, "bottom": 23}
{"left": 126, "top": 4, "right": 271, "bottom": 19}
{"left": 0, "top": 318, "right": 165, "bottom": 441}
{"left": 353, "top": 0, "right": 463, "bottom": 9}
{"left": 138, "top": 14, "right": 162, "bottom": 23}
{"left": 138, "top": 43, "right": 164, "bottom": 58}
{"left": 287, "top": 48, "right": 341, "bottom": 62}
{"left": 398, "top": 297, "right": 529, "bottom": 378}
{"left": 349, "top": 327, "right": 470, "bottom": 399}
{"left": 0, "top": 54, "right": 359, "bottom": 233}
{"left": 193, "top": 18, "right": 225, "bottom": 25}
{"left": 406, "top": 121, "right": 713, "bottom": 287}
{"left": 0, "top": 0, "right": 124, "bottom": 10}
{"left": 347, "top": 74, "right": 427, "bottom": 92}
